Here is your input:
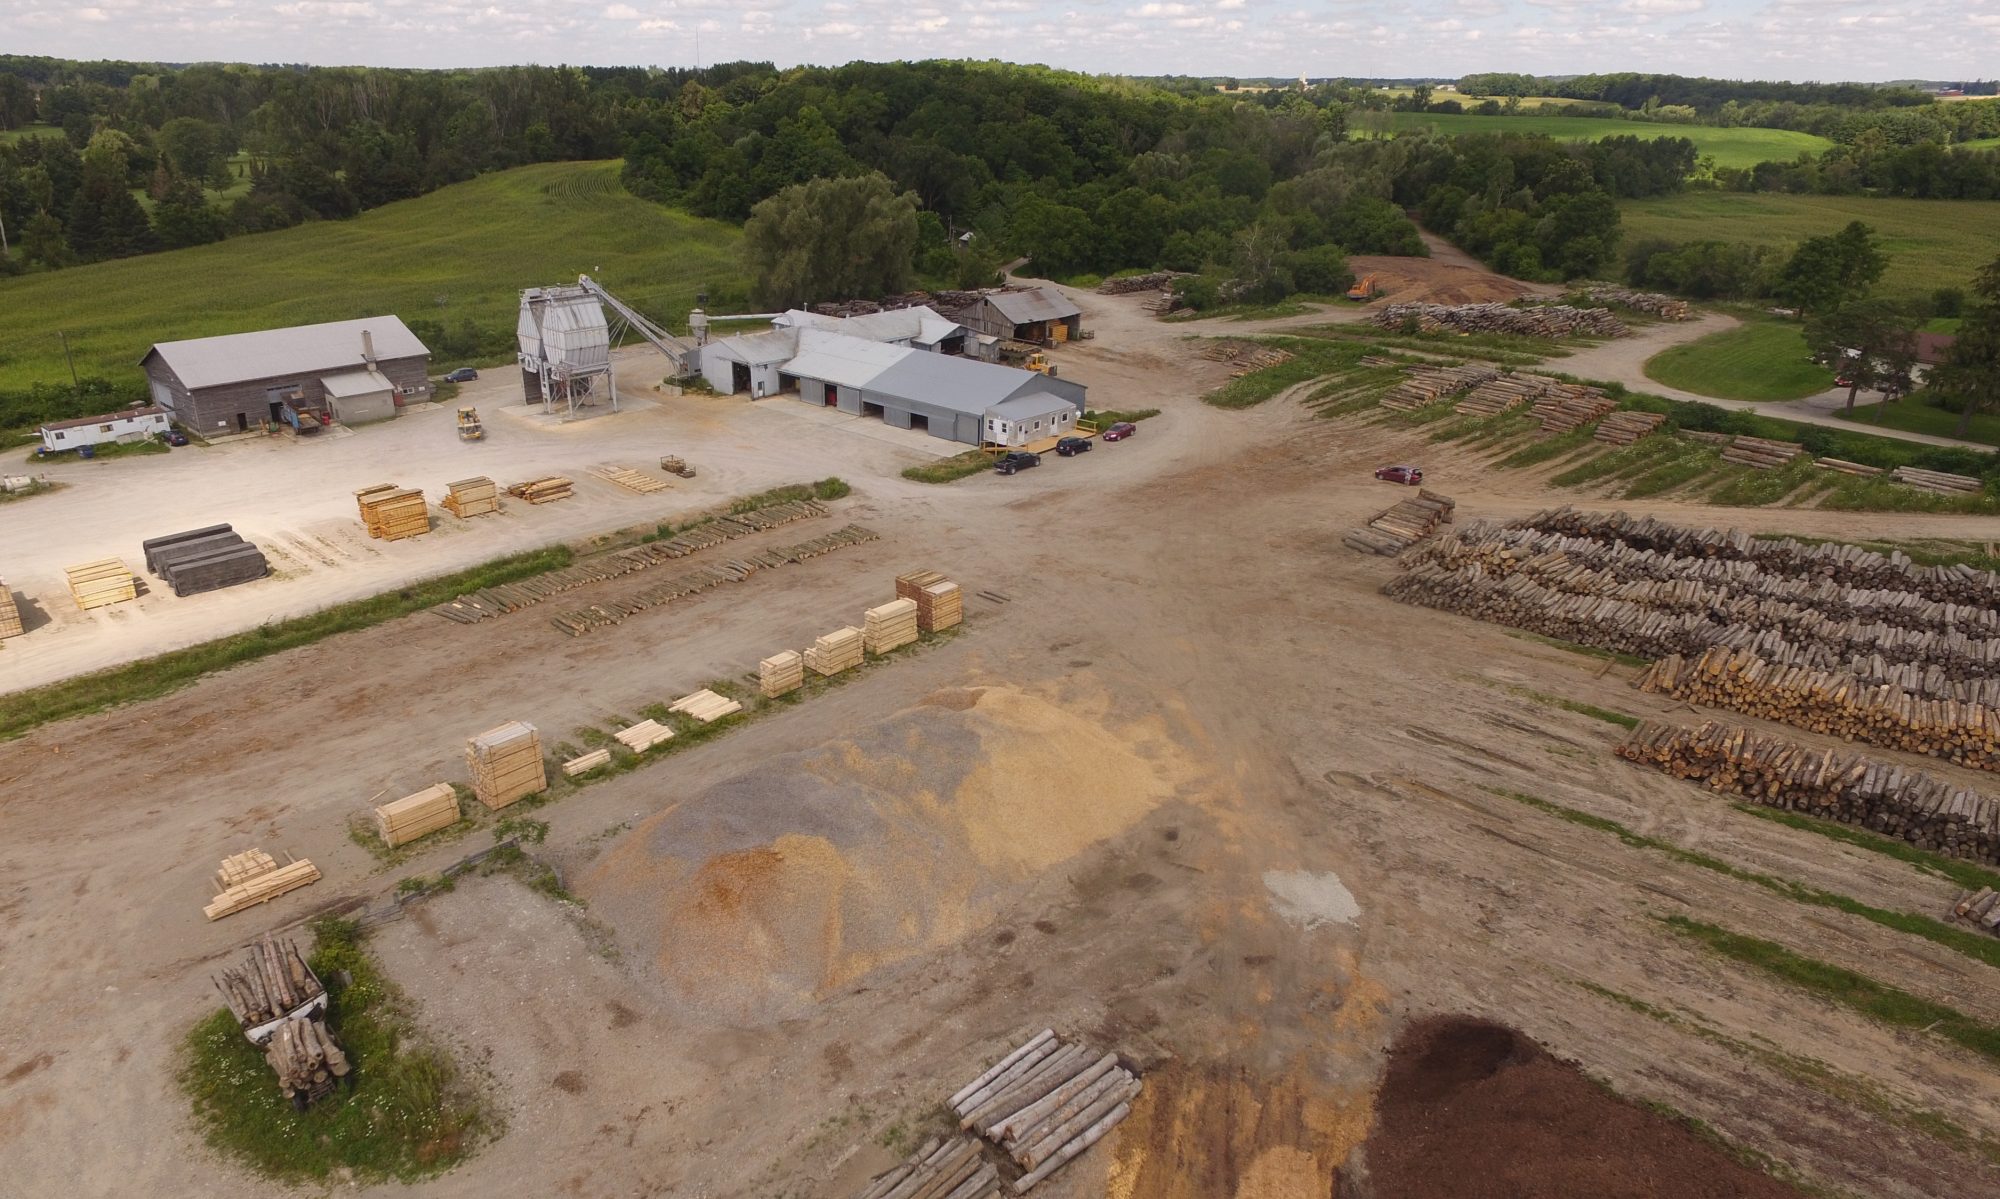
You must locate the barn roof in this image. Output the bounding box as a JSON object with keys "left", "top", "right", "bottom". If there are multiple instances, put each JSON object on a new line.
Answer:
{"left": 775, "top": 305, "right": 962, "bottom": 345}
{"left": 865, "top": 349, "right": 1080, "bottom": 417}
{"left": 1915, "top": 331, "right": 1957, "bottom": 366}
{"left": 320, "top": 368, "right": 395, "bottom": 398}
{"left": 988, "top": 391, "right": 1075, "bottom": 420}
{"left": 781, "top": 330, "right": 913, "bottom": 389}
{"left": 980, "top": 288, "right": 1081, "bottom": 325}
{"left": 142, "top": 316, "right": 430, "bottom": 391}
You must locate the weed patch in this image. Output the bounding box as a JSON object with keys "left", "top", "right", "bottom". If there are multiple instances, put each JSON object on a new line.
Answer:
{"left": 902, "top": 450, "right": 992, "bottom": 484}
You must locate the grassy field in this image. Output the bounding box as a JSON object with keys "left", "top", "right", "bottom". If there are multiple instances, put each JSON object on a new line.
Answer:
{"left": 1841, "top": 394, "right": 2000, "bottom": 446}
{"left": 1621, "top": 192, "right": 2000, "bottom": 298}
{"left": 1643, "top": 315, "right": 1831, "bottom": 401}
{"left": 1382, "top": 112, "right": 1830, "bottom": 169}
{"left": 0, "top": 122, "right": 61, "bottom": 143}
{"left": 1962, "top": 136, "right": 2000, "bottom": 151}
{"left": 0, "top": 160, "right": 745, "bottom": 392}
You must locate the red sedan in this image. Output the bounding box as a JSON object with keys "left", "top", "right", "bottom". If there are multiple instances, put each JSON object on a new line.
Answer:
{"left": 1101, "top": 421, "right": 1138, "bottom": 441}
{"left": 1374, "top": 465, "right": 1424, "bottom": 485}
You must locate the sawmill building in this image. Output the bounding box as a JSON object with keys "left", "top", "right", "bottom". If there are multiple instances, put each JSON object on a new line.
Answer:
{"left": 140, "top": 316, "right": 433, "bottom": 434}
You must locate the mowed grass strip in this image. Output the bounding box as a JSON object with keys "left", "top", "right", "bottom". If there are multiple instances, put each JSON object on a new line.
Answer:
{"left": 1621, "top": 192, "right": 2000, "bottom": 298}
{"left": 1840, "top": 394, "right": 2000, "bottom": 447}
{"left": 1381, "top": 111, "right": 1831, "bottom": 170}
{"left": 1643, "top": 315, "right": 1832, "bottom": 402}
{"left": 0, "top": 160, "right": 744, "bottom": 391}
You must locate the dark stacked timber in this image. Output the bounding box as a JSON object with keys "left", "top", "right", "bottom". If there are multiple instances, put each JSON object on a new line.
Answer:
{"left": 1617, "top": 720, "right": 2000, "bottom": 864}
{"left": 1593, "top": 410, "right": 1666, "bottom": 446}
{"left": 213, "top": 935, "right": 325, "bottom": 1027}
{"left": 1371, "top": 302, "right": 1627, "bottom": 338}
{"left": 144, "top": 525, "right": 268, "bottom": 596}
{"left": 1892, "top": 466, "right": 1984, "bottom": 495}
{"left": 1097, "top": 271, "right": 1187, "bottom": 295}
{"left": 949, "top": 1030, "right": 1142, "bottom": 1193}
{"left": 1581, "top": 286, "right": 1693, "bottom": 320}
{"left": 1528, "top": 384, "right": 1617, "bottom": 433}
{"left": 1721, "top": 435, "right": 1804, "bottom": 470}
{"left": 1455, "top": 374, "right": 1551, "bottom": 415}
{"left": 1343, "top": 490, "right": 1456, "bottom": 556}
{"left": 1379, "top": 364, "right": 1499, "bottom": 411}
{"left": 853, "top": 1137, "right": 999, "bottom": 1199}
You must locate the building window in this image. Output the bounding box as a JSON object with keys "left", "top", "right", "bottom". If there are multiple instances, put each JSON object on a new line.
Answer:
{"left": 98, "top": 424, "right": 113, "bottom": 433}
{"left": 54, "top": 431, "right": 64, "bottom": 441}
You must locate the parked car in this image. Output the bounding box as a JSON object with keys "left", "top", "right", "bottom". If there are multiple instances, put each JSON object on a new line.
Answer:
{"left": 1374, "top": 465, "right": 1424, "bottom": 485}
{"left": 995, "top": 451, "right": 1041, "bottom": 475}
{"left": 1102, "top": 421, "right": 1138, "bottom": 441}
{"left": 159, "top": 429, "right": 190, "bottom": 446}
{"left": 1055, "top": 436, "right": 1093, "bottom": 457}
{"left": 444, "top": 367, "right": 479, "bottom": 383}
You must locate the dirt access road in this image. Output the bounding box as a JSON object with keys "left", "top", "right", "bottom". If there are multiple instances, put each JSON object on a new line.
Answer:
{"left": 2, "top": 281, "right": 1997, "bottom": 1199}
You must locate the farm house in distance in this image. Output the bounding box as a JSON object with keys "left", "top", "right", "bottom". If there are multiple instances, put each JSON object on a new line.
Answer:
{"left": 141, "top": 316, "right": 433, "bottom": 434}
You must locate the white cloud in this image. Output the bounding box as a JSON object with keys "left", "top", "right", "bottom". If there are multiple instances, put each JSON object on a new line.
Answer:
{"left": 604, "top": 3, "right": 642, "bottom": 16}
{"left": 1622, "top": 0, "right": 1703, "bottom": 12}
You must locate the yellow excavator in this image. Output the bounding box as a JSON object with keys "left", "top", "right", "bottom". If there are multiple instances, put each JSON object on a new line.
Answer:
{"left": 1346, "top": 274, "right": 1381, "bottom": 302}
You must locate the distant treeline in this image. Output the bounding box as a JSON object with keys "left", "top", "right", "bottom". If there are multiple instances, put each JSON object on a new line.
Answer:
{"left": 1455, "top": 73, "right": 1937, "bottom": 111}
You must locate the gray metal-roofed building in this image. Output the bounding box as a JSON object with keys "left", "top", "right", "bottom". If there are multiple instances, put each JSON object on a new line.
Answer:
{"left": 961, "top": 287, "right": 1083, "bottom": 345}
{"left": 140, "top": 316, "right": 432, "bottom": 435}
{"left": 852, "top": 348, "right": 1086, "bottom": 446}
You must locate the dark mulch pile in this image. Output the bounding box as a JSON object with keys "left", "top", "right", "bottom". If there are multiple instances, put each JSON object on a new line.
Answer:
{"left": 1339, "top": 1015, "right": 1804, "bottom": 1199}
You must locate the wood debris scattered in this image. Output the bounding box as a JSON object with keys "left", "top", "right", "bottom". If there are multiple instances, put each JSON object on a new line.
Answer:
{"left": 805, "top": 627, "right": 865, "bottom": 676}
{"left": 1343, "top": 489, "right": 1456, "bottom": 557}
{"left": 65, "top": 557, "right": 137, "bottom": 610}
{"left": 591, "top": 464, "right": 670, "bottom": 494}
{"left": 562, "top": 748, "right": 612, "bottom": 777}
{"left": 1527, "top": 384, "right": 1617, "bottom": 433}
{"left": 668, "top": 689, "right": 743, "bottom": 723}
{"left": 1592, "top": 410, "right": 1666, "bottom": 446}
{"left": 442, "top": 476, "right": 500, "bottom": 518}
{"left": 205, "top": 853, "right": 321, "bottom": 921}
{"left": 951, "top": 1029, "right": 1142, "bottom": 1193}
{"left": 759, "top": 650, "right": 804, "bottom": 698}
{"left": 1455, "top": 374, "right": 1551, "bottom": 416}
{"left": 355, "top": 484, "right": 430, "bottom": 540}
{"left": 1379, "top": 364, "right": 1498, "bottom": 412}
{"left": 1719, "top": 435, "right": 1803, "bottom": 470}
{"left": 507, "top": 476, "right": 575, "bottom": 504}
{"left": 143, "top": 524, "right": 269, "bottom": 596}
{"left": 613, "top": 719, "right": 675, "bottom": 753}
{"left": 373, "top": 782, "right": 460, "bottom": 847}
{"left": 1891, "top": 466, "right": 1983, "bottom": 495}
{"left": 465, "top": 720, "right": 546, "bottom": 809}
{"left": 864, "top": 598, "right": 921, "bottom": 654}
{"left": 1372, "top": 302, "right": 1627, "bottom": 338}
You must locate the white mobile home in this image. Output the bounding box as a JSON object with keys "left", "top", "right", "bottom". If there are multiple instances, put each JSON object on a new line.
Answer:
{"left": 39, "top": 406, "right": 172, "bottom": 453}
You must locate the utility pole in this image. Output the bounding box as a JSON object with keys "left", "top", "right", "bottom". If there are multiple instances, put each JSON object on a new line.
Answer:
{"left": 58, "top": 330, "right": 80, "bottom": 398}
{"left": 0, "top": 206, "right": 10, "bottom": 260}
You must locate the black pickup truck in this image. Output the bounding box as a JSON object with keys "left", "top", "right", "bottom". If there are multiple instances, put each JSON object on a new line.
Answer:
{"left": 994, "top": 451, "right": 1041, "bottom": 475}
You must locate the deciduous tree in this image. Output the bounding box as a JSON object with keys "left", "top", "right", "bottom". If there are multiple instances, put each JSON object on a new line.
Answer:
{"left": 1931, "top": 256, "right": 2000, "bottom": 438}
{"left": 743, "top": 172, "right": 918, "bottom": 309}
{"left": 1804, "top": 299, "right": 1919, "bottom": 413}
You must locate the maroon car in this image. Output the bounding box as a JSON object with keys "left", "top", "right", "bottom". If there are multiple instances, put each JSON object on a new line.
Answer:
{"left": 1101, "top": 421, "right": 1138, "bottom": 441}
{"left": 1374, "top": 465, "right": 1424, "bottom": 485}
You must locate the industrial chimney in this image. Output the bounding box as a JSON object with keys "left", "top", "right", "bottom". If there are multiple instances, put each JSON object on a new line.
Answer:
{"left": 361, "top": 328, "right": 376, "bottom": 365}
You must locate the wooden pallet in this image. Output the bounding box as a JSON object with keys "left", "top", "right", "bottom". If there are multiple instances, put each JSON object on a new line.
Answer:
{"left": 591, "top": 464, "right": 671, "bottom": 494}
{"left": 65, "top": 558, "right": 137, "bottom": 610}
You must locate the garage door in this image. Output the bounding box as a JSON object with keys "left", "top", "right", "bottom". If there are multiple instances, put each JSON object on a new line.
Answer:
{"left": 149, "top": 378, "right": 175, "bottom": 415}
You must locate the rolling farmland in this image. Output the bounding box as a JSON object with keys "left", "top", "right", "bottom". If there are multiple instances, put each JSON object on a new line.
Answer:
{"left": 0, "top": 160, "right": 744, "bottom": 392}
{"left": 1382, "top": 112, "right": 1831, "bottom": 169}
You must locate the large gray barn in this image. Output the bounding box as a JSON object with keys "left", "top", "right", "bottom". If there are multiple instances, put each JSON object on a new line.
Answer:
{"left": 960, "top": 287, "right": 1083, "bottom": 345}
{"left": 141, "top": 316, "right": 433, "bottom": 434}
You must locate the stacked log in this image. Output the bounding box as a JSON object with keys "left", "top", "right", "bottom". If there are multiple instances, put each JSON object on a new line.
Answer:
{"left": 1616, "top": 720, "right": 2000, "bottom": 864}
{"left": 1097, "top": 271, "right": 1186, "bottom": 295}
{"left": 442, "top": 476, "right": 500, "bottom": 518}
{"left": 805, "top": 628, "right": 865, "bottom": 676}
{"left": 1529, "top": 384, "right": 1617, "bottom": 433}
{"left": 205, "top": 856, "right": 321, "bottom": 920}
{"left": 1593, "top": 411, "right": 1666, "bottom": 446}
{"left": 1455, "top": 375, "right": 1551, "bottom": 416}
{"left": 264, "top": 1016, "right": 351, "bottom": 1108}
{"left": 1815, "top": 458, "right": 1884, "bottom": 478}
{"left": 1720, "top": 436, "right": 1804, "bottom": 470}
{"left": 669, "top": 689, "right": 743, "bottom": 723}
{"left": 1581, "top": 286, "right": 1692, "bottom": 320}
{"left": 950, "top": 1030, "right": 1142, "bottom": 1193}
{"left": 465, "top": 721, "right": 547, "bottom": 809}
{"left": 0, "top": 578, "right": 22, "bottom": 640}
{"left": 853, "top": 1137, "right": 999, "bottom": 1199}
{"left": 614, "top": 719, "right": 675, "bottom": 752}
{"left": 1343, "top": 490, "right": 1456, "bottom": 557}
{"left": 373, "top": 782, "right": 460, "bottom": 847}
{"left": 1892, "top": 466, "right": 1984, "bottom": 496}
{"left": 1199, "top": 342, "right": 1295, "bottom": 376}
{"left": 143, "top": 525, "right": 269, "bottom": 596}
{"left": 1379, "top": 364, "right": 1500, "bottom": 411}
{"left": 507, "top": 476, "right": 575, "bottom": 504}
{"left": 64, "top": 558, "right": 137, "bottom": 610}
{"left": 1372, "top": 302, "right": 1628, "bottom": 339}
{"left": 760, "top": 650, "right": 804, "bottom": 698}
{"left": 212, "top": 935, "right": 325, "bottom": 1028}
{"left": 1948, "top": 888, "right": 2000, "bottom": 938}
{"left": 356, "top": 485, "right": 429, "bottom": 539}
{"left": 864, "top": 598, "right": 921, "bottom": 654}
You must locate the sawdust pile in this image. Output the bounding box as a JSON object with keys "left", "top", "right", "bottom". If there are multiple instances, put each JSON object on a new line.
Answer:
{"left": 1347, "top": 254, "right": 1533, "bottom": 307}
{"left": 580, "top": 684, "right": 1194, "bottom": 1024}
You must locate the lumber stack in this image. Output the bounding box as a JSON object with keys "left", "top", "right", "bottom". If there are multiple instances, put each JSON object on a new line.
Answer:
{"left": 760, "top": 650, "right": 804, "bottom": 698}
{"left": 563, "top": 748, "right": 611, "bottom": 777}
{"left": 264, "top": 1016, "right": 351, "bottom": 1107}
{"left": 1455, "top": 374, "right": 1551, "bottom": 416}
{"left": 1372, "top": 302, "right": 1628, "bottom": 339}
{"left": 0, "top": 580, "right": 23, "bottom": 640}
{"left": 507, "top": 476, "right": 575, "bottom": 504}
{"left": 951, "top": 1029, "right": 1142, "bottom": 1193}
{"left": 591, "top": 464, "right": 670, "bottom": 494}
{"left": 1379, "top": 364, "right": 1499, "bottom": 411}
{"left": 614, "top": 720, "right": 675, "bottom": 753}
{"left": 373, "top": 782, "right": 460, "bottom": 847}
{"left": 864, "top": 598, "right": 921, "bottom": 654}
{"left": 897, "top": 571, "right": 966, "bottom": 633}
{"left": 143, "top": 525, "right": 269, "bottom": 596}
{"left": 465, "top": 721, "right": 546, "bottom": 809}
{"left": 1892, "top": 466, "right": 1984, "bottom": 496}
{"left": 216, "top": 848, "right": 279, "bottom": 890}
{"left": 804, "top": 627, "right": 865, "bottom": 676}
{"left": 669, "top": 689, "right": 743, "bottom": 723}
{"left": 1815, "top": 457, "right": 1884, "bottom": 477}
{"left": 205, "top": 856, "right": 321, "bottom": 921}
{"left": 1528, "top": 384, "right": 1616, "bottom": 433}
{"left": 442, "top": 476, "right": 500, "bottom": 518}
{"left": 1593, "top": 410, "right": 1666, "bottom": 446}
{"left": 64, "top": 558, "right": 137, "bottom": 610}
{"left": 212, "top": 935, "right": 326, "bottom": 1028}
{"left": 1581, "top": 286, "right": 1692, "bottom": 320}
{"left": 355, "top": 485, "right": 429, "bottom": 540}
{"left": 1343, "top": 490, "right": 1457, "bottom": 557}
{"left": 853, "top": 1137, "right": 998, "bottom": 1199}
{"left": 1617, "top": 720, "right": 2000, "bottom": 863}
{"left": 1721, "top": 435, "right": 1803, "bottom": 470}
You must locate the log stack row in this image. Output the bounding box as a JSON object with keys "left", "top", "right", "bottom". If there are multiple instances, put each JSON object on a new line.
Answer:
{"left": 1199, "top": 341, "right": 1295, "bottom": 376}
{"left": 264, "top": 1016, "right": 351, "bottom": 1108}
{"left": 1814, "top": 457, "right": 1884, "bottom": 478}
{"left": 355, "top": 484, "right": 430, "bottom": 540}
{"left": 1528, "top": 384, "right": 1617, "bottom": 433}
{"left": 1343, "top": 490, "right": 1457, "bottom": 557}
{"left": 507, "top": 476, "right": 575, "bottom": 504}
{"left": 1581, "top": 286, "right": 1693, "bottom": 320}
{"left": 373, "top": 782, "right": 460, "bottom": 847}
{"left": 465, "top": 721, "right": 546, "bottom": 809}
{"left": 864, "top": 598, "right": 921, "bottom": 654}
{"left": 143, "top": 525, "right": 269, "bottom": 596}
{"left": 760, "top": 650, "right": 804, "bottom": 698}
{"left": 1891, "top": 466, "right": 1985, "bottom": 496}
{"left": 1372, "top": 302, "right": 1628, "bottom": 338}
{"left": 1097, "top": 271, "right": 1187, "bottom": 295}
{"left": 0, "top": 581, "right": 23, "bottom": 641}
{"left": 442, "top": 476, "right": 500, "bottom": 518}
{"left": 669, "top": 689, "right": 743, "bottom": 723}
{"left": 65, "top": 558, "right": 137, "bottom": 610}
{"left": 805, "top": 627, "right": 865, "bottom": 676}
{"left": 950, "top": 1029, "right": 1142, "bottom": 1194}
{"left": 1455, "top": 374, "right": 1551, "bottom": 416}
{"left": 205, "top": 855, "right": 321, "bottom": 921}
{"left": 1720, "top": 435, "right": 1804, "bottom": 470}
{"left": 1379, "top": 364, "right": 1499, "bottom": 412}
{"left": 853, "top": 1137, "right": 998, "bottom": 1199}
{"left": 1593, "top": 410, "right": 1666, "bottom": 446}
{"left": 1949, "top": 888, "right": 2000, "bottom": 937}
{"left": 212, "top": 934, "right": 324, "bottom": 1028}
{"left": 1617, "top": 720, "right": 2000, "bottom": 863}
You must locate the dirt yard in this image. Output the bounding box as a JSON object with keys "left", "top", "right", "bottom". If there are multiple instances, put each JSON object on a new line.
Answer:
{"left": 2, "top": 280, "right": 1997, "bottom": 1199}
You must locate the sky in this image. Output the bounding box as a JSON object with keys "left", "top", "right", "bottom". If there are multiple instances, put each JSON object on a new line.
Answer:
{"left": 4, "top": 0, "right": 1996, "bottom": 82}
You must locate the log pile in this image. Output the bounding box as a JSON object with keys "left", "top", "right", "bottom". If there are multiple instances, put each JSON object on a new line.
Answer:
{"left": 760, "top": 650, "right": 805, "bottom": 698}
{"left": 1720, "top": 435, "right": 1804, "bottom": 470}
{"left": 65, "top": 558, "right": 137, "bottom": 610}
{"left": 442, "top": 476, "right": 500, "bottom": 518}
{"left": 1200, "top": 342, "right": 1295, "bottom": 376}
{"left": 465, "top": 721, "right": 546, "bottom": 809}
{"left": 1815, "top": 457, "right": 1884, "bottom": 478}
{"left": 205, "top": 855, "right": 321, "bottom": 920}
{"left": 507, "top": 476, "right": 575, "bottom": 504}
{"left": 212, "top": 935, "right": 325, "bottom": 1028}
{"left": 899, "top": 571, "right": 966, "bottom": 632}
{"left": 1455, "top": 375, "right": 1551, "bottom": 416}
{"left": 1949, "top": 888, "right": 2000, "bottom": 938}
{"left": 805, "top": 627, "right": 865, "bottom": 676}
{"left": 1343, "top": 490, "right": 1457, "bottom": 557}
{"left": 669, "top": 689, "right": 743, "bottom": 723}
{"left": 143, "top": 525, "right": 269, "bottom": 596}
{"left": 355, "top": 485, "right": 430, "bottom": 540}
{"left": 1616, "top": 720, "right": 2000, "bottom": 863}
{"left": 563, "top": 748, "right": 611, "bottom": 777}
{"left": 431, "top": 501, "right": 836, "bottom": 623}
{"left": 1581, "top": 286, "right": 1692, "bottom": 320}
{"left": 1379, "top": 364, "right": 1499, "bottom": 412}
{"left": 590, "top": 464, "right": 670, "bottom": 494}
{"left": 614, "top": 719, "right": 675, "bottom": 753}
{"left": 950, "top": 1029, "right": 1142, "bottom": 1193}
{"left": 1528, "top": 384, "right": 1617, "bottom": 433}
{"left": 1593, "top": 410, "right": 1666, "bottom": 446}
{"left": 1372, "top": 302, "right": 1628, "bottom": 339}
{"left": 0, "top": 580, "right": 24, "bottom": 641}
{"left": 1892, "top": 466, "right": 1984, "bottom": 496}
{"left": 264, "top": 1016, "right": 351, "bottom": 1108}
{"left": 853, "top": 1137, "right": 999, "bottom": 1199}
{"left": 864, "top": 598, "right": 921, "bottom": 654}
{"left": 373, "top": 782, "right": 459, "bottom": 847}
{"left": 1098, "top": 271, "right": 1186, "bottom": 295}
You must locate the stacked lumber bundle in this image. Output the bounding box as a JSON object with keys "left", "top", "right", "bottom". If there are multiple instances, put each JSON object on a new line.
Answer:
{"left": 1815, "top": 457, "right": 1884, "bottom": 477}
{"left": 264, "top": 1016, "right": 351, "bottom": 1107}
{"left": 217, "top": 849, "right": 279, "bottom": 890}
{"left": 465, "top": 721, "right": 546, "bottom": 809}
{"left": 205, "top": 855, "right": 321, "bottom": 920}
{"left": 355, "top": 485, "right": 429, "bottom": 540}
{"left": 805, "top": 627, "right": 865, "bottom": 676}
{"left": 669, "top": 689, "right": 743, "bottom": 723}
{"left": 864, "top": 598, "right": 921, "bottom": 654}
{"left": 1141, "top": 294, "right": 1186, "bottom": 317}
{"left": 1721, "top": 435, "right": 1804, "bottom": 470}
{"left": 507, "top": 476, "right": 574, "bottom": 504}
{"left": 0, "top": 580, "right": 23, "bottom": 640}
{"left": 432, "top": 500, "right": 835, "bottom": 623}
{"left": 1098, "top": 271, "right": 1185, "bottom": 295}
{"left": 1948, "top": 888, "right": 2000, "bottom": 937}
{"left": 563, "top": 748, "right": 611, "bottom": 777}
{"left": 143, "top": 525, "right": 269, "bottom": 596}
{"left": 64, "top": 558, "right": 137, "bottom": 610}
{"left": 1379, "top": 364, "right": 1499, "bottom": 412}
{"left": 1372, "top": 302, "right": 1628, "bottom": 338}
{"left": 853, "top": 1137, "right": 998, "bottom": 1199}
{"left": 1528, "top": 384, "right": 1616, "bottom": 433}
{"left": 213, "top": 935, "right": 325, "bottom": 1028}
{"left": 760, "top": 651, "right": 804, "bottom": 698}
{"left": 951, "top": 1030, "right": 1142, "bottom": 1193}
{"left": 542, "top": 524, "right": 880, "bottom": 636}
{"left": 614, "top": 720, "right": 675, "bottom": 753}
{"left": 1593, "top": 410, "right": 1666, "bottom": 446}
{"left": 372, "top": 782, "right": 460, "bottom": 847}
{"left": 659, "top": 455, "right": 697, "bottom": 479}
{"left": 442, "top": 476, "right": 500, "bottom": 518}
{"left": 1343, "top": 490, "right": 1457, "bottom": 557}
{"left": 1455, "top": 374, "right": 1551, "bottom": 416}
{"left": 1581, "top": 286, "right": 1692, "bottom": 320}
{"left": 1892, "top": 466, "right": 1984, "bottom": 495}
{"left": 899, "top": 570, "right": 966, "bottom": 632}
{"left": 1617, "top": 720, "right": 2000, "bottom": 863}
{"left": 591, "top": 464, "right": 670, "bottom": 494}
